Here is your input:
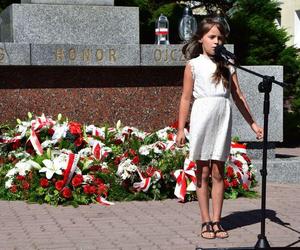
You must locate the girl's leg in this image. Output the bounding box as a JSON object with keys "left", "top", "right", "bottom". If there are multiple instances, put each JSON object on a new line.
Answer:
{"left": 196, "top": 160, "right": 214, "bottom": 239}
{"left": 211, "top": 160, "right": 228, "bottom": 238}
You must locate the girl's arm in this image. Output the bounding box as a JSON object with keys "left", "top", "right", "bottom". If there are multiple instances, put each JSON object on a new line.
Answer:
{"left": 231, "top": 72, "right": 264, "bottom": 140}
{"left": 176, "top": 63, "right": 194, "bottom": 147}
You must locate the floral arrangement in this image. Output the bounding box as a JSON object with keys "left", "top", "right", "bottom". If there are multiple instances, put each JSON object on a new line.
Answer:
{"left": 0, "top": 113, "right": 257, "bottom": 206}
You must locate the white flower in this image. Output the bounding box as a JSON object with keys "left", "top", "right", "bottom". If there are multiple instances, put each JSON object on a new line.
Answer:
{"left": 41, "top": 140, "right": 52, "bottom": 148}
{"left": 39, "top": 158, "right": 63, "bottom": 179}
{"left": 16, "top": 160, "right": 34, "bottom": 176}
{"left": 102, "top": 162, "right": 109, "bottom": 169}
{"left": 5, "top": 168, "right": 18, "bottom": 178}
{"left": 51, "top": 123, "right": 68, "bottom": 141}
{"left": 5, "top": 178, "right": 13, "bottom": 189}
{"left": 16, "top": 121, "right": 30, "bottom": 138}
{"left": 83, "top": 174, "right": 93, "bottom": 183}
{"left": 116, "top": 120, "right": 122, "bottom": 130}
{"left": 78, "top": 147, "right": 92, "bottom": 157}
{"left": 13, "top": 151, "right": 31, "bottom": 159}
{"left": 139, "top": 145, "right": 150, "bottom": 155}
{"left": 156, "top": 127, "right": 171, "bottom": 140}
{"left": 117, "top": 159, "right": 137, "bottom": 180}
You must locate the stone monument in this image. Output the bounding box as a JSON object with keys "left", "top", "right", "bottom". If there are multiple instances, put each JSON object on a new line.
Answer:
{"left": 0, "top": 0, "right": 283, "bottom": 160}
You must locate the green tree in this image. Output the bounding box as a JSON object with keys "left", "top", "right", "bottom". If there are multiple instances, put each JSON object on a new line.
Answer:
{"left": 115, "top": 0, "right": 184, "bottom": 44}
{"left": 0, "top": 0, "right": 19, "bottom": 12}
{"left": 228, "top": 0, "right": 300, "bottom": 145}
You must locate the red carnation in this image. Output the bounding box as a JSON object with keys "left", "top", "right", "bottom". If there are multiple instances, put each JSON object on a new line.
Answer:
{"left": 224, "top": 179, "right": 231, "bottom": 189}
{"left": 97, "top": 184, "right": 108, "bottom": 196}
{"left": 94, "top": 178, "right": 104, "bottom": 186}
{"left": 71, "top": 174, "right": 83, "bottom": 187}
{"left": 242, "top": 183, "right": 249, "bottom": 191}
{"left": 232, "top": 179, "right": 239, "bottom": 187}
{"left": 10, "top": 185, "right": 18, "bottom": 193}
{"left": 236, "top": 172, "right": 242, "bottom": 180}
{"left": 167, "top": 133, "right": 174, "bottom": 141}
{"left": 74, "top": 136, "right": 84, "bottom": 147}
{"left": 114, "top": 139, "right": 123, "bottom": 145}
{"left": 89, "top": 185, "right": 97, "bottom": 194}
{"left": 16, "top": 175, "right": 25, "bottom": 181}
{"left": 89, "top": 165, "right": 101, "bottom": 172}
{"left": 48, "top": 128, "right": 55, "bottom": 136}
{"left": 170, "top": 120, "right": 179, "bottom": 129}
{"left": 114, "top": 157, "right": 121, "bottom": 166}
{"left": 55, "top": 180, "right": 64, "bottom": 191}
{"left": 40, "top": 178, "right": 49, "bottom": 188}
{"left": 68, "top": 122, "right": 82, "bottom": 135}
{"left": 226, "top": 166, "right": 234, "bottom": 178}
{"left": 61, "top": 187, "right": 72, "bottom": 199}
{"left": 83, "top": 185, "right": 90, "bottom": 194}
{"left": 132, "top": 156, "right": 139, "bottom": 165}
{"left": 22, "top": 181, "right": 30, "bottom": 190}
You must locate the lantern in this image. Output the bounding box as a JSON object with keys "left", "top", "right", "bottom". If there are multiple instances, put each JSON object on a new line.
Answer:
{"left": 178, "top": 6, "right": 197, "bottom": 42}
{"left": 155, "top": 13, "right": 170, "bottom": 45}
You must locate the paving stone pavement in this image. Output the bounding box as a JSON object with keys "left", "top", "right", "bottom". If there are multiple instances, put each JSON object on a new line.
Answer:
{"left": 0, "top": 183, "right": 299, "bottom": 250}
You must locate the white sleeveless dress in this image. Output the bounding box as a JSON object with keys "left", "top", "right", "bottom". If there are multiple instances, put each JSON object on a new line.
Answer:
{"left": 188, "top": 54, "right": 235, "bottom": 162}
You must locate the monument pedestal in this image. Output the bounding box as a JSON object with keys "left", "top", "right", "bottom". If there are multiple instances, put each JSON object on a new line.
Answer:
{"left": 0, "top": 1, "right": 283, "bottom": 159}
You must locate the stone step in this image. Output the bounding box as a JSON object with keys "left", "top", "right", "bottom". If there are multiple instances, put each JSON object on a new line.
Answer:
{"left": 252, "top": 157, "right": 300, "bottom": 184}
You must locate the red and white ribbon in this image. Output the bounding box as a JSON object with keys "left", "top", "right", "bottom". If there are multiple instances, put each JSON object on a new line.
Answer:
{"left": 29, "top": 129, "right": 43, "bottom": 155}
{"left": 174, "top": 158, "right": 197, "bottom": 201}
{"left": 230, "top": 142, "right": 247, "bottom": 154}
{"left": 63, "top": 153, "right": 80, "bottom": 186}
{"left": 92, "top": 141, "right": 102, "bottom": 160}
{"left": 96, "top": 196, "right": 115, "bottom": 206}
{"left": 133, "top": 169, "right": 162, "bottom": 192}
{"left": 0, "top": 136, "right": 21, "bottom": 144}
{"left": 31, "top": 114, "right": 55, "bottom": 131}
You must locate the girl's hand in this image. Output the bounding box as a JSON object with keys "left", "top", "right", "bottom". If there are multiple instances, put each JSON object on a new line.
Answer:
{"left": 176, "top": 130, "right": 186, "bottom": 147}
{"left": 251, "top": 123, "right": 264, "bottom": 140}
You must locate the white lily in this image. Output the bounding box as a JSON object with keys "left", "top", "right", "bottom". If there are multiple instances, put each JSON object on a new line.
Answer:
{"left": 5, "top": 178, "right": 13, "bottom": 189}
{"left": 51, "top": 123, "right": 68, "bottom": 142}
{"left": 16, "top": 160, "right": 39, "bottom": 176}
{"left": 5, "top": 168, "right": 18, "bottom": 178}
{"left": 116, "top": 120, "right": 122, "bottom": 131}
{"left": 40, "top": 158, "right": 63, "bottom": 179}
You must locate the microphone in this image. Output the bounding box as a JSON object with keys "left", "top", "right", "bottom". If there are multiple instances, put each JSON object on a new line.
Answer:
{"left": 214, "top": 45, "right": 236, "bottom": 61}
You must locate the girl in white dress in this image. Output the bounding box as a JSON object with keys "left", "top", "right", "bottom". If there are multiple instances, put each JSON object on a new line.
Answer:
{"left": 176, "top": 17, "right": 263, "bottom": 239}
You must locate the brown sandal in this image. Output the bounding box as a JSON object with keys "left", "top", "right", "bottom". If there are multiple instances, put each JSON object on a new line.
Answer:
{"left": 200, "top": 222, "right": 215, "bottom": 239}
{"left": 212, "top": 221, "right": 229, "bottom": 239}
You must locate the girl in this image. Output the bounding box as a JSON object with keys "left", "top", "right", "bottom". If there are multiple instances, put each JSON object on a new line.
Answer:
{"left": 176, "top": 17, "right": 263, "bottom": 239}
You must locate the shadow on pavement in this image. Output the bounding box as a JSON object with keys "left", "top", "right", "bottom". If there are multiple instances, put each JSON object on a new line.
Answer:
{"left": 222, "top": 209, "right": 299, "bottom": 233}
{"left": 222, "top": 209, "right": 300, "bottom": 247}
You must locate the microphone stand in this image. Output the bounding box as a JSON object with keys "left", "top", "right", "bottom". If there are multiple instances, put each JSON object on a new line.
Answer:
{"left": 197, "top": 55, "right": 288, "bottom": 250}
{"left": 227, "top": 58, "right": 287, "bottom": 249}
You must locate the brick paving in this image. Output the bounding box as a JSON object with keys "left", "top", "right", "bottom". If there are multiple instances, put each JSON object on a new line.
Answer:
{"left": 0, "top": 183, "right": 299, "bottom": 250}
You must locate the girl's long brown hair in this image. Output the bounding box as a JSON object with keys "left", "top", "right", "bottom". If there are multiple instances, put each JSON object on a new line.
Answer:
{"left": 182, "top": 17, "right": 230, "bottom": 89}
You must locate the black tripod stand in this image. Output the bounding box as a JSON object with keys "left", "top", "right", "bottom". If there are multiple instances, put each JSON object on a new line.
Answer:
{"left": 197, "top": 59, "right": 287, "bottom": 250}
{"left": 232, "top": 65, "right": 286, "bottom": 249}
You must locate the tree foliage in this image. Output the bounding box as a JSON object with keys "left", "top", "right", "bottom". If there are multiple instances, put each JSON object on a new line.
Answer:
{"left": 0, "top": 0, "right": 19, "bottom": 12}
